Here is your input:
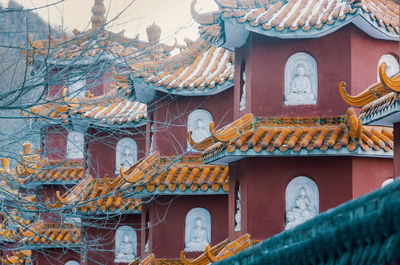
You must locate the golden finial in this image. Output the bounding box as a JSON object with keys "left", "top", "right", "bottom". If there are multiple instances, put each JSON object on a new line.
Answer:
{"left": 146, "top": 22, "right": 162, "bottom": 44}
{"left": 91, "top": 0, "right": 106, "bottom": 30}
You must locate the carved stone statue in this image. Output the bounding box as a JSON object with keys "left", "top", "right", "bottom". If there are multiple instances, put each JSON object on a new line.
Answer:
{"left": 115, "top": 138, "right": 137, "bottom": 173}
{"left": 284, "top": 52, "right": 318, "bottom": 106}
{"left": 115, "top": 229, "right": 136, "bottom": 263}
{"left": 66, "top": 132, "right": 84, "bottom": 159}
{"left": 285, "top": 187, "right": 317, "bottom": 230}
{"left": 234, "top": 187, "right": 241, "bottom": 231}
{"left": 187, "top": 110, "right": 212, "bottom": 149}
{"left": 285, "top": 64, "right": 315, "bottom": 105}
{"left": 239, "top": 70, "right": 246, "bottom": 111}
{"left": 185, "top": 218, "right": 209, "bottom": 252}
{"left": 192, "top": 119, "right": 209, "bottom": 143}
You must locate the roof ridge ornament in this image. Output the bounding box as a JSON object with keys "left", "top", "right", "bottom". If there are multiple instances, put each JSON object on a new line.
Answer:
{"left": 91, "top": 0, "right": 106, "bottom": 30}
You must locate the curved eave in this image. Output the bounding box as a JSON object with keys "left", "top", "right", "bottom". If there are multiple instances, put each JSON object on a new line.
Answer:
{"left": 21, "top": 179, "right": 80, "bottom": 186}
{"left": 132, "top": 76, "right": 234, "bottom": 97}
{"left": 33, "top": 54, "right": 128, "bottom": 67}
{"left": 361, "top": 101, "right": 400, "bottom": 126}
{"left": 23, "top": 243, "right": 80, "bottom": 249}
{"left": 220, "top": 11, "right": 397, "bottom": 49}
{"left": 74, "top": 209, "right": 141, "bottom": 215}
{"left": 69, "top": 114, "right": 147, "bottom": 128}
{"left": 203, "top": 147, "right": 393, "bottom": 165}
{"left": 125, "top": 187, "right": 228, "bottom": 198}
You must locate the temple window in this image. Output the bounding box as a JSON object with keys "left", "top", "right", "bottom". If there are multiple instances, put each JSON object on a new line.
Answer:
{"left": 69, "top": 77, "right": 87, "bottom": 98}
{"left": 115, "top": 138, "right": 137, "bottom": 173}
{"left": 66, "top": 132, "right": 85, "bottom": 160}
{"left": 382, "top": 178, "right": 394, "bottom": 187}
{"left": 187, "top": 110, "right": 212, "bottom": 148}
{"left": 285, "top": 176, "right": 319, "bottom": 230}
{"left": 239, "top": 62, "right": 246, "bottom": 111}
{"left": 377, "top": 54, "right": 399, "bottom": 81}
{"left": 114, "top": 226, "right": 137, "bottom": 263}
{"left": 184, "top": 207, "right": 211, "bottom": 252}
{"left": 65, "top": 261, "right": 80, "bottom": 265}
{"left": 284, "top": 52, "right": 318, "bottom": 106}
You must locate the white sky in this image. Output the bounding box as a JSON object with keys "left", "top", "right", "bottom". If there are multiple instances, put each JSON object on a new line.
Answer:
{"left": 0, "top": 0, "right": 218, "bottom": 44}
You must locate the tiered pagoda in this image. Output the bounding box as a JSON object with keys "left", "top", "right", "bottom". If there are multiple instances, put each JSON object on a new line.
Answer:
{"left": 0, "top": 0, "right": 399, "bottom": 264}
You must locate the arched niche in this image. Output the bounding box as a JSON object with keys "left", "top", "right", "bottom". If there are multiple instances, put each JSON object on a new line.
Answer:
{"left": 66, "top": 132, "right": 84, "bottom": 160}
{"left": 382, "top": 178, "right": 394, "bottom": 187}
{"left": 65, "top": 260, "right": 80, "bottom": 265}
{"left": 285, "top": 176, "right": 319, "bottom": 230}
{"left": 115, "top": 138, "right": 137, "bottom": 173}
{"left": 234, "top": 183, "right": 241, "bottom": 232}
{"left": 114, "top": 226, "right": 137, "bottom": 263}
{"left": 239, "top": 62, "right": 247, "bottom": 112}
{"left": 284, "top": 52, "right": 318, "bottom": 106}
{"left": 377, "top": 54, "right": 399, "bottom": 81}
{"left": 184, "top": 207, "right": 211, "bottom": 252}
{"left": 187, "top": 110, "right": 213, "bottom": 145}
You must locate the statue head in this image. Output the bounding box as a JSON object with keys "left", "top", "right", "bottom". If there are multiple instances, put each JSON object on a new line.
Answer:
{"left": 123, "top": 232, "right": 130, "bottom": 243}
{"left": 299, "top": 187, "right": 306, "bottom": 197}
{"left": 194, "top": 217, "right": 203, "bottom": 228}
{"left": 296, "top": 64, "right": 306, "bottom": 76}
{"left": 196, "top": 118, "right": 204, "bottom": 129}
{"left": 124, "top": 147, "right": 132, "bottom": 156}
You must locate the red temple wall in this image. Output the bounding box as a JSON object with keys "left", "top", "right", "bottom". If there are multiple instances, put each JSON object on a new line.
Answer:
{"left": 35, "top": 250, "right": 81, "bottom": 265}
{"left": 43, "top": 125, "right": 68, "bottom": 161}
{"left": 152, "top": 88, "right": 233, "bottom": 156}
{"left": 352, "top": 157, "right": 393, "bottom": 198}
{"left": 87, "top": 126, "right": 146, "bottom": 178}
{"left": 350, "top": 26, "right": 400, "bottom": 95}
{"left": 238, "top": 27, "right": 352, "bottom": 118}
{"left": 231, "top": 157, "right": 354, "bottom": 241}
{"left": 228, "top": 155, "right": 392, "bottom": 241}
{"left": 144, "top": 195, "right": 228, "bottom": 259}
{"left": 234, "top": 26, "right": 399, "bottom": 120}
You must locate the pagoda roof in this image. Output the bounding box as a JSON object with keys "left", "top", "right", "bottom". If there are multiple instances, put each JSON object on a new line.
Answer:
{"left": 24, "top": 87, "right": 147, "bottom": 128}
{"left": 1, "top": 143, "right": 85, "bottom": 185}
{"left": 126, "top": 38, "right": 234, "bottom": 96}
{"left": 22, "top": 1, "right": 177, "bottom": 67}
{"left": 191, "top": 0, "right": 399, "bottom": 48}
{"left": 19, "top": 221, "right": 80, "bottom": 248}
{"left": 190, "top": 109, "right": 393, "bottom": 164}
{"left": 105, "top": 151, "right": 229, "bottom": 196}
{"left": 51, "top": 175, "right": 142, "bottom": 215}
{"left": 340, "top": 63, "right": 400, "bottom": 125}
{"left": 0, "top": 250, "right": 32, "bottom": 265}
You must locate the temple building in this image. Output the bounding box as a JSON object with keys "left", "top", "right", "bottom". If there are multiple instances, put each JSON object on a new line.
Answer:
{"left": 0, "top": 0, "right": 399, "bottom": 264}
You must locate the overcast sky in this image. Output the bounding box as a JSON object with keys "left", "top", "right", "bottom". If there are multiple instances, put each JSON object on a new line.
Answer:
{"left": 0, "top": 0, "right": 218, "bottom": 44}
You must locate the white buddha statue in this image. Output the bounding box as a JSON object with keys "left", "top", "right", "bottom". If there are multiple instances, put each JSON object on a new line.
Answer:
{"left": 192, "top": 118, "right": 209, "bottom": 143}
{"left": 119, "top": 146, "right": 135, "bottom": 171}
{"left": 115, "top": 233, "right": 135, "bottom": 263}
{"left": 185, "top": 218, "right": 209, "bottom": 252}
{"left": 285, "top": 187, "right": 317, "bottom": 230}
{"left": 285, "top": 64, "right": 316, "bottom": 105}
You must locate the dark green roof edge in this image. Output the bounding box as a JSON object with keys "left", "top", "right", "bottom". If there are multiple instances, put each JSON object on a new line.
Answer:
{"left": 131, "top": 76, "right": 234, "bottom": 96}
{"left": 216, "top": 178, "right": 400, "bottom": 265}
{"left": 361, "top": 101, "right": 400, "bottom": 125}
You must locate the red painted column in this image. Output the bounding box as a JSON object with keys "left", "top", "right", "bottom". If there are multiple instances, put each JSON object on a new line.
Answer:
{"left": 393, "top": 123, "right": 400, "bottom": 178}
